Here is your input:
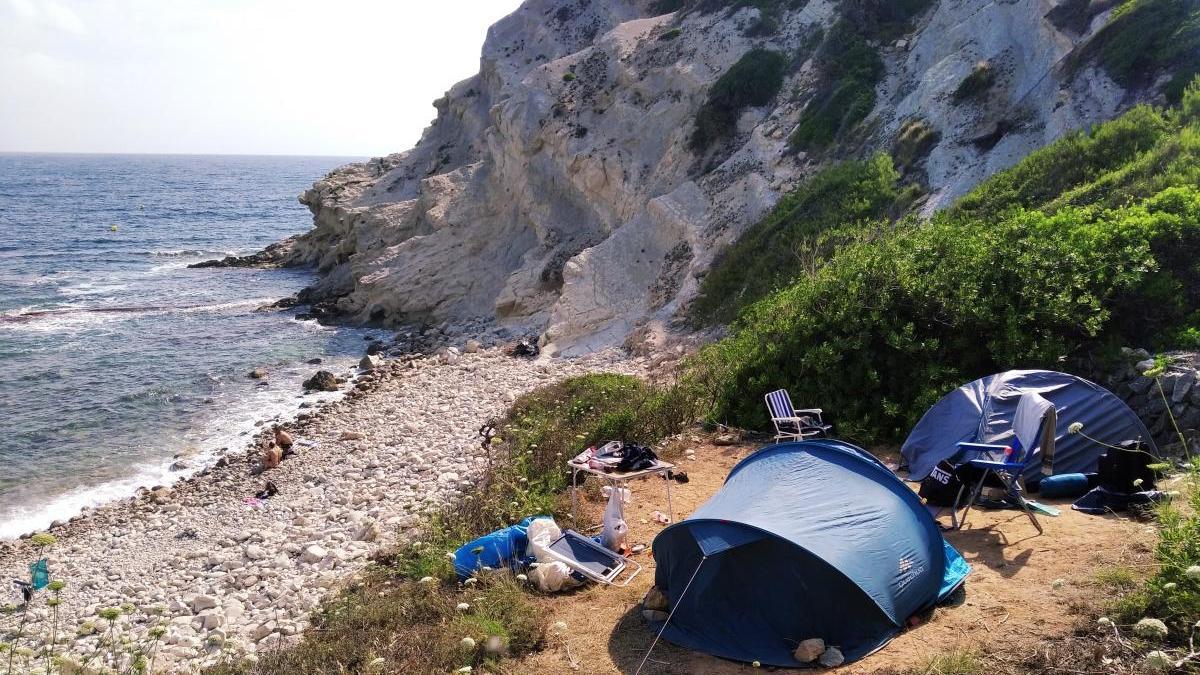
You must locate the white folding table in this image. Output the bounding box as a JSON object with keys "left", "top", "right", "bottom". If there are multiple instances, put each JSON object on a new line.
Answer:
{"left": 567, "top": 458, "right": 676, "bottom": 528}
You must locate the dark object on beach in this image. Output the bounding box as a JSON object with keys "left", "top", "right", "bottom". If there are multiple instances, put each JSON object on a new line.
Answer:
{"left": 13, "top": 579, "right": 33, "bottom": 605}
{"left": 188, "top": 237, "right": 296, "bottom": 269}
{"left": 255, "top": 481, "right": 279, "bottom": 500}
{"left": 306, "top": 357, "right": 323, "bottom": 365}
{"left": 272, "top": 296, "right": 300, "bottom": 309}
{"left": 511, "top": 339, "right": 539, "bottom": 358}
{"left": 669, "top": 470, "right": 689, "bottom": 484}
{"left": 303, "top": 370, "right": 339, "bottom": 392}
{"left": 176, "top": 527, "right": 199, "bottom": 540}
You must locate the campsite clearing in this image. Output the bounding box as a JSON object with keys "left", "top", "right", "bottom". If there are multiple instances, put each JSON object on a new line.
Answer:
{"left": 512, "top": 434, "right": 1157, "bottom": 674}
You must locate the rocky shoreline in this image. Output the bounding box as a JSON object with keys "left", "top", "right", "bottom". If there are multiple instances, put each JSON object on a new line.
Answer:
{"left": 0, "top": 345, "right": 641, "bottom": 673}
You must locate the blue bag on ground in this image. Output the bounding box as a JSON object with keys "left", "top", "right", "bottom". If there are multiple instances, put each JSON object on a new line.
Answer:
{"left": 453, "top": 515, "right": 547, "bottom": 579}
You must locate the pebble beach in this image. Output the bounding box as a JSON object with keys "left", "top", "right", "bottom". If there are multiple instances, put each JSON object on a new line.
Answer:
{"left": 0, "top": 346, "right": 640, "bottom": 672}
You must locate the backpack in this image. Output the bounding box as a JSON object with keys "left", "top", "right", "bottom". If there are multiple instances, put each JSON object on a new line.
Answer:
{"left": 918, "top": 460, "right": 965, "bottom": 507}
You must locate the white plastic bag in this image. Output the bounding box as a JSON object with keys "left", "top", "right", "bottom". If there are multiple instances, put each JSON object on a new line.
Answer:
{"left": 601, "top": 486, "right": 628, "bottom": 552}
{"left": 525, "top": 517, "right": 582, "bottom": 592}
{"left": 527, "top": 517, "right": 562, "bottom": 563}
{"left": 529, "top": 561, "right": 578, "bottom": 592}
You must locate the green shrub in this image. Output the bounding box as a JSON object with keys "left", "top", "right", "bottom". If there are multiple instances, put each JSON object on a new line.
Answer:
{"left": 1075, "top": 0, "right": 1200, "bottom": 100}
{"left": 1114, "top": 464, "right": 1200, "bottom": 646}
{"left": 692, "top": 154, "right": 911, "bottom": 325}
{"left": 690, "top": 92, "right": 1200, "bottom": 440}
{"left": 562, "top": 71, "right": 576, "bottom": 82}
{"left": 658, "top": 27, "right": 683, "bottom": 40}
{"left": 893, "top": 118, "right": 940, "bottom": 171}
{"left": 952, "top": 61, "right": 996, "bottom": 103}
{"left": 691, "top": 49, "right": 788, "bottom": 151}
{"left": 789, "top": 23, "right": 883, "bottom": 152}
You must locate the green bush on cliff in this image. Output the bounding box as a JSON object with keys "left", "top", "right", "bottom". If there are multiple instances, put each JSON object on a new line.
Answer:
{"left": 789, "top": 23, "right": 883, "bottom": 151}
{"left": 692, "top": 154, "right": 914, "bottom": 325}
{"left": 691, "top": 80, "right": 1200, "bottom": 441}
{"left": 1077, "top": 0, "right": 1200, "bottom": 102}
{"left": 691, "top": 48, "right": 788, "bottom": 151}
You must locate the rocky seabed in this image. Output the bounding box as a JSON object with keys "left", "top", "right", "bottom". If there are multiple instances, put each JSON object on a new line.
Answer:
{"left": 0, "top": 347, "right": 640, "bottom": 673}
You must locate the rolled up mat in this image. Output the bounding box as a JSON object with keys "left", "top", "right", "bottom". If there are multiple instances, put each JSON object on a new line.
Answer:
{"left": 1038, "top": 473, "right": 1090, "bottom": 498}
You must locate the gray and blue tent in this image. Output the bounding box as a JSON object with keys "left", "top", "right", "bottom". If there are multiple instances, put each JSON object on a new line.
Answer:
{"left": 902, "top": 369, "right": 1157, "bottom": 483}
{"left": 650, "top": 440, "right": 969, "bottom": 667}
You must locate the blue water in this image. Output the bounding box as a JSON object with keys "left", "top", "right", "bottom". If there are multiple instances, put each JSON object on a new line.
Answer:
{"left": 0, "top": 153, "right": 377, "bottom": 538}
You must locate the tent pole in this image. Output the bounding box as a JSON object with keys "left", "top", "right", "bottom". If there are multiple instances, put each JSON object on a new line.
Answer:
{"left": 634, "top": 555, "right": 708, "bottom": 675}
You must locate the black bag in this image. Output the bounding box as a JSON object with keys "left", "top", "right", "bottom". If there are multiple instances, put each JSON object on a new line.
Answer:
{"left": 1097, "top": 440, "right": 1159, "bottom": 492}
{"left": 919, "top": 460, "right": 965, "bottom": 507}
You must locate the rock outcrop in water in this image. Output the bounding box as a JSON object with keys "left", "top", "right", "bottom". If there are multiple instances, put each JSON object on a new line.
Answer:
{"left": 279, "top": 0, "right": 1157, "bottom": 354}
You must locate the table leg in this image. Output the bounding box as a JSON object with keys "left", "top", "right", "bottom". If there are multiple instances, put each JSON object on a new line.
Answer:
{"left": 666, "top": 472, "right": 674, "bottom": 523}
{"left": 571, "top": 467, "right": 579, "bottom": 527}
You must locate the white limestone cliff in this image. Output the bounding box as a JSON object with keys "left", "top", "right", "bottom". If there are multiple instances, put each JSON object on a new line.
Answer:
{"left": 288, "top": 0, "right": 1135, "bottom": 354}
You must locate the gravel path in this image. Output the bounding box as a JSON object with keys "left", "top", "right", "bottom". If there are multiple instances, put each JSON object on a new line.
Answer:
{"left": 0, "top": 347, "right": 639, "bottom": 673}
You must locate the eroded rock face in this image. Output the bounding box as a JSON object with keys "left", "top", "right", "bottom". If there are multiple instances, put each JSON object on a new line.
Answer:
{"left": 285, "top": 0, "right": 1139, "bottom": 354}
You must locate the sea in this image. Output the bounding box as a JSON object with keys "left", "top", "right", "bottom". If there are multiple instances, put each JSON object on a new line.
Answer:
{"left": 0, "top": 153, "right": 384, "bottom": 539}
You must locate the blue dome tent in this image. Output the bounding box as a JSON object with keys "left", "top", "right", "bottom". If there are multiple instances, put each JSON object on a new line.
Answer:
{"left": 649, "top": 440, "right": 968, "bottom": 667}
{"left": 902, "top": 370, "right": 1157, "bottom": 483}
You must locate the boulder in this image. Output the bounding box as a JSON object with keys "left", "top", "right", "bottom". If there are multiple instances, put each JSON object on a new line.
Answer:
{"left": 642, "top": 585, "right": 669, "bottom": 612}
{"left": 300, "top": 545, "right": 328, "bottom": 564}
{"left": 274, "top": 427, "right": 294, "bottom": 448}
{"left": 248, "top": 368, "right": 268, "bottom": 380}
{"left": 303, "top": 370, "right": 339, "bottom": 392}
{"left": 354, "top": 521, "right": 381, "bottom": 542}
{"left": 189, "top": 595, "right": 218, "bottom": 612}
{"left": 360, "top": 354, "right": 383, "bottom": 371}
{"left": 465, "top": 339, "right": 482, "bottom": 353}
{"left": 641, "top": 609, "right": 669, "bottom": 622}
{"left": 818, "top": 646, "right": 845, "bottom": 668}
{"left": 793, "top": 638, "right": 825, "bottom": 663}
{"left": 339, "top": 431, "right": 365, "bottom": 441}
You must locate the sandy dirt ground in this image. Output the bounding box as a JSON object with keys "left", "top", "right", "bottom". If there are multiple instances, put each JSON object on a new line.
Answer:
{"left": 515, "top": 436, "right": 1157, "bottom": 674}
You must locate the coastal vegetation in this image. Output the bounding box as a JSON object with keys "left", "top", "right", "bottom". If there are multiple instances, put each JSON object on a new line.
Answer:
{"left": 690, "top": 48, "right": 788, "bottom": 151}
{"left": 694, "top": 79, "right": 1200, "bottom": 440}
{"left": 1076, "top": 0, "right": 1200, "bottom": 102}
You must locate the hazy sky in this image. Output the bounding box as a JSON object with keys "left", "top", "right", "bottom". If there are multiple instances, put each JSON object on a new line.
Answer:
{"left": 0, "top": 0, "right": 522, "bottom": 156}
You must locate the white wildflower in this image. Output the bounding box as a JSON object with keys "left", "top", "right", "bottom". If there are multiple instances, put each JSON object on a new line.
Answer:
{"left": 419, "top": 576, "right": 435, "bottom": 584}
{"left": 1163, "top": 582, "right": 1177, "bottom": 592}
{"left": 456, "top": 603, "right": 470, "bottom": 612}
{"left": 1134, "top": 618, "right": 1169, "bottom": 640}
{"left": 1068, "top": 422, "right": 1084, "bottom": 434}
{"left": 461, "top": 637, "right": 476, "bottom": 649}
{"left": 516, "top": 574, "right": 528, "bottom": 582}
{"left": 1145, "top": 651, "right": 1172, "bottom": 671}
{"left": 1185, "top": 565, "right": 1200, "bottom": 580}
{"left": 1098, "top": 617, "right": 1112, "bottom": 627}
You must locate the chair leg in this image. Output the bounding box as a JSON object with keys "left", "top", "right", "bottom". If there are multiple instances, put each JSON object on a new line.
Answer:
{"left": 958, "top": 470, "right": 989, "bottom": 530}
{"left": 1011, "top": 475, "right": 1043, "bottom": 535}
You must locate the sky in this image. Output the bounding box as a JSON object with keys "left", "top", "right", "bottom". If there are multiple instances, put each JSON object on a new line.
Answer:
{"left": 0, "top": 0, "right": 523, "bottom": 156}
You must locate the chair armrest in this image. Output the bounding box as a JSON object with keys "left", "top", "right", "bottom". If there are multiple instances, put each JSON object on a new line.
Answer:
{"left": 957, "top": 442, "right": 1009, "bottom": 453}
{"left": 793, "top": 408, "right": 823, "bottom": 416}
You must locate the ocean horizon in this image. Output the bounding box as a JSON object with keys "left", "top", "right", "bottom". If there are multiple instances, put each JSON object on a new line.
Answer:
{"left": 0, "top": 152, "right": 382, "bottom": 539}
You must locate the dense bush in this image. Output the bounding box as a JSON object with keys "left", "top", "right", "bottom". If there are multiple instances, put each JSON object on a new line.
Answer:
{"left": 789, "top": 23, "right": 884, "bottom": 151}
{"left": 952, "top": 62, "right": 996, "bottom": 103}
{"left": 1076, "top": 0, "right": 1200, "bottom": 101}
{"left": 692, "top": 154, "right": 913, "bottom": 324}
{"left": 691, "top": 83, "right": 1200, "bottom": 440}
{"left": 691, "top": 49, "right": 788, "bottom": 151}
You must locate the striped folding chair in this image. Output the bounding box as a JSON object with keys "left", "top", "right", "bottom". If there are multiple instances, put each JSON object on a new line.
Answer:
{"left": 764, "top": 389, "right": 831, "bottom": 442}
